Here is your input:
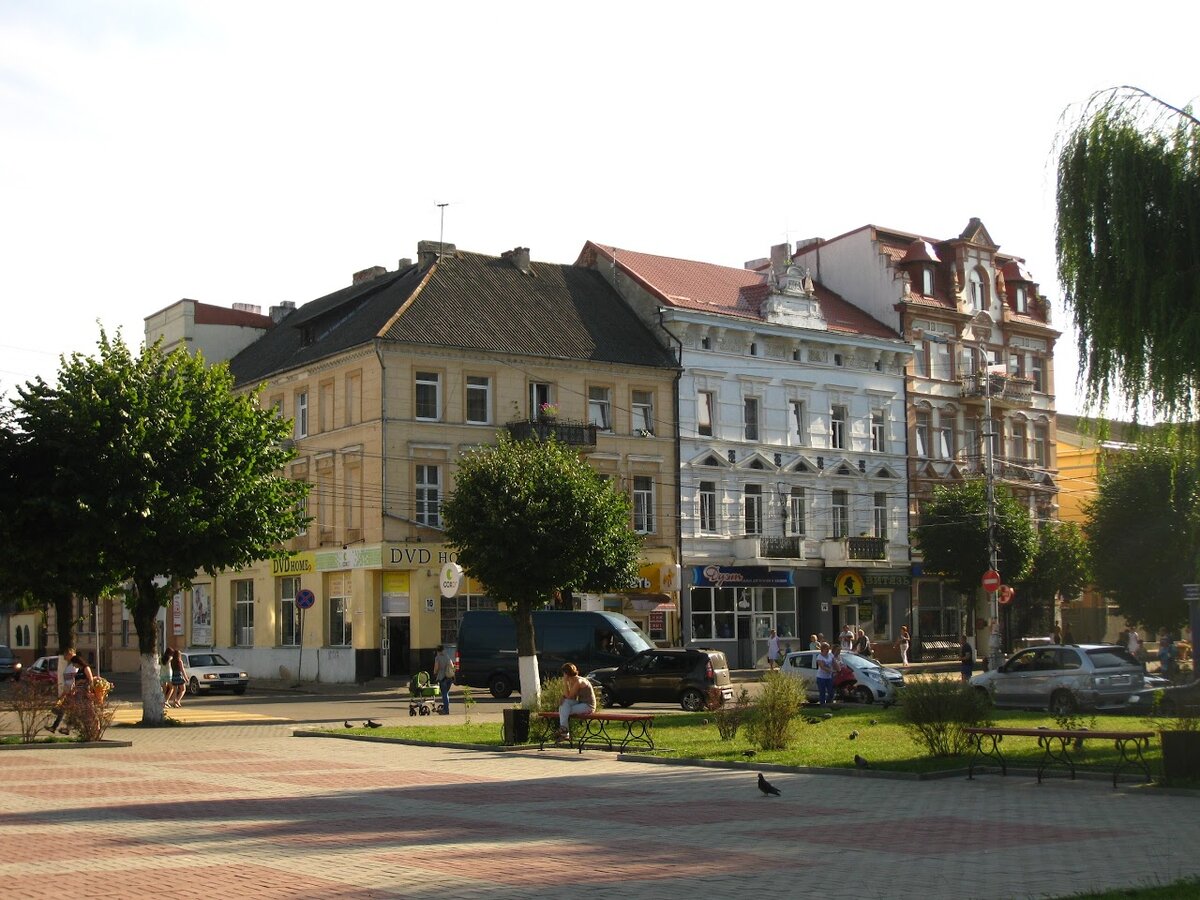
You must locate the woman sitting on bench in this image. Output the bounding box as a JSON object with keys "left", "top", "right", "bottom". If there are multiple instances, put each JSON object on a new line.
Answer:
{"left": 558, "top": 663, "right": 596, "bottom": 741}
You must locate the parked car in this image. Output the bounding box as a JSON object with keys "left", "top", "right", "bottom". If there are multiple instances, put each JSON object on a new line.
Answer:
{"left": 0, "top": 646, "right": 21, "bottom": 681}
{"left": 587, "top": 648, "right": 734, "bottom": 711}
{"left": 179, "top": 651, "right": 248, "bottom": 695}
{"left": 25, "top": 655, "right": 59, "bottom": 685}
{"left": 780, "top": 650, "right": 903, "bottom": 704}
{"left": 970, "top": 644, "right": 1147, "bottom": 713}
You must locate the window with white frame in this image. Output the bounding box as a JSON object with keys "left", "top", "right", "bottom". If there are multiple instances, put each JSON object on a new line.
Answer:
{"left": 328, "top": 572, "right": 352, "bottom": 647}
{"left": 415, "top": 371, "right": 440, "bottom": 420}
{"left": 938, "top": 419, "right": 955, "bottom": 459}
{"left": 294, "top": 391, "right": 309, "bottom": 438}
{"left": 964, "top": 419, "right": 979, "bottom": 462}
{"left": 961, "top": 347, "right": 977, "bottom": 376}
{"left": 969, "top": 269, "right": 985, "bottom": 310}
{"left": 234, "top": 579, "right": 254, "bottom": 647}
{"left": 922, "top": 267, "right": 935, "bottom": 295}
{"left": 589, "top": 386, "right": 613, "bottom": 431}
{"left": 699, "top": 481, "right": 718, "bottom": 533}
{"left": 913, "top": 340, "right": 929, "bottom": 378}
{"left": 744, "top": 484, "right": 763, "bottom": 535}
{"left": 279, "top": 576, "right": 300, "bottom": 647}
{"left": 530, "top": 382, "right": 553, "bottom": 419}
{"left": 415, "top": 464, "right": 441, "bottom": 527}
{"left": 1012, "top": 421, "right": 1028, "bottom": 460}
{"left": 466, "top": 375, "right": 491, "bottom": 424}
{"left": 831, "top": 489, "right": 849, "bottom": 538}
{"left": 791, "top": 400, "right": 806, "bottom": 445}
{"left": 1030, "top": 355, "right": 1044, "bottom": 392}
{"left": 698, "top": 391, "right": 715, "bottom": 437}
{"left": 1032, "top": 423, "right": 1048, "bottom": 467}
{"left": 873, "top": 491, "right": 888, "bottom": 539}
{"left": 633, "top": 476, "right": 655, "bottom": 534}
{"left": 1015, "top": 285, "right": 1028, "bottom": 313}
{"left": 830, "top": 405, "right": 847, "bottom": 450}
{"left": 789, "top": 487, "right": 806, "bottom": 536}
{"left": 632, "top": 390, "right": 654, "bottom": 434}
{"left": 914, "top": 411, "right": 930, "bottom": 457}
{"left": 871, "top": 411, "right": 885, "bottom": 452}
{"left": 744, "top": 397, "right": 760, "bottom": 442}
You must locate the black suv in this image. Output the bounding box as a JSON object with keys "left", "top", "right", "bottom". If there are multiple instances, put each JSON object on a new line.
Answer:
{"left": 0, "top": 646, "right": 21, "bottom": 681}
{"left": 587, "top": 648, "right": 734, "bottom": 711}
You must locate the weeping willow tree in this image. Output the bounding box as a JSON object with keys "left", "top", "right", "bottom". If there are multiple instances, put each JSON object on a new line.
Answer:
{"left": 1055, "top": 86, "right": 1200, "bottom": 431}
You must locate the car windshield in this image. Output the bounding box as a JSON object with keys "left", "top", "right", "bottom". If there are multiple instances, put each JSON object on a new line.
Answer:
{"left": 1086, "top": 647, "right": 1139, "bottom": 668}
{"left": 616, "top": 625, "right": 653, "bottom": 655}
{"left": 188, "top": 654, "right": 231, "bottom": 667}
{"left": 840, "top": 652, "right": 879, "bottom": 671}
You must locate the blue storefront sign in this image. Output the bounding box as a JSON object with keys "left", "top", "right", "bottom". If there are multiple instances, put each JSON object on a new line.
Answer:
{"left": 691, "top": 565, "right": 795, "bottom": 588}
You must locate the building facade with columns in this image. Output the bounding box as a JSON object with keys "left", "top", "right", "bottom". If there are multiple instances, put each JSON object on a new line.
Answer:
{"left": 579, "top": 240, "right": 913, "bottom": 668}
{"left": 792, "top": 219, "right": 1060, "bottom": 657}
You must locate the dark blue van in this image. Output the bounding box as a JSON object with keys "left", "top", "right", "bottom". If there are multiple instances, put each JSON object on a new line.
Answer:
{"left": 456, "top": 609, "right": 653, "bottom": 698}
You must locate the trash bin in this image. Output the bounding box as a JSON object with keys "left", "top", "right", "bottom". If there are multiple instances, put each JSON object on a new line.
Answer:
{"left": 502, "top": 707, "right": 530, "bottom": 745}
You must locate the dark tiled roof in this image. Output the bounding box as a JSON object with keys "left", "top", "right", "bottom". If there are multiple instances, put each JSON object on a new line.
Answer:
{"left": 228, "top": 266, "right": 420, "bottom": 385}
{"left": 382, "top": 251, "right": 677, "bottom": 369}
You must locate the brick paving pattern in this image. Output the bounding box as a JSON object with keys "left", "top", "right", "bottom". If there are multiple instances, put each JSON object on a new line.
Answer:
{"left": 1, "top": 721, "right": 1197, "bottom": 898}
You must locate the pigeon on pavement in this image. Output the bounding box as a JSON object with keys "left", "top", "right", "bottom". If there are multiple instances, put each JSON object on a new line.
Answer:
{"left": 848, "top": 730, "right": 859, "bottom": 740}
{"left": 854, "top": 754, "right": 870, "bottom": 769}
{"left": 344, "top": 721, "right": 354, "bottom": 728}
{"left": 365, "top": 719, "right": 383, "bottom": 728}
{"left": 757, "top": 773, "right": 782, "bottom": 797}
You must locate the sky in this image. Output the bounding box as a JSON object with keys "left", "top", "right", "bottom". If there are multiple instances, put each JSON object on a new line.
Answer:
{"left": 1, "top": 0, "right": 1196, "bottom": 417}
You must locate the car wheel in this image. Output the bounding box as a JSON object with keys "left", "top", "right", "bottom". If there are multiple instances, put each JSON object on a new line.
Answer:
{"left": 595, "top": 685, "right": 613, "bottom": 708}
{"left": 188, "top": 677, "right": 200, "bottom": 696}
{"left": 488, "top": 674, "right": 514, "bottom": 699}
{"left": 1049, "top": 690, "right": 1077, "bottom": 715}
{"left": 854, "top": 685, "right": 874, "bottom": 704}
{"left": 616, "top": 699, "right": 635, "bottom": 708}
{"left": 680, "top": 688, "right": 706, "bottom": 712}
{"left": 233, "top": 686, "right": 246, "bottom": 695}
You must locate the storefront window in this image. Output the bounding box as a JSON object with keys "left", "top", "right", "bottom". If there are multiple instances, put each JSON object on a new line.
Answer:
{"left": 861, "top": 592, "right": 890, "bottom": 642}
{"left": 440, "top": 593, "right": 497, "bottom": 646}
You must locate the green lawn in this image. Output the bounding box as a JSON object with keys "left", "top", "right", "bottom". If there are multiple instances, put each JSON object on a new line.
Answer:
{"left": 334, "top": 704, "right": 1168, "bottom": 776}
{"left": 1053, "top": 878, "right": 1200, "bottom": 899}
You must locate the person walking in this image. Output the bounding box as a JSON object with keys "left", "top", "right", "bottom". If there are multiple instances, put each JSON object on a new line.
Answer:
{"left": 557, "top": 663, "right": 596, "bottom": 741}
{"left": 166, "top": 647, "right": 187, "bottom": 707}
{"left": 839, "top": 624, "right": 854, "bottom": 652}
{"left": 767, "top": 629, "right": 781, "bottom": 671}
{"left": 897, "top": 625, "right": 911, "bottom": 666}
{"left": 48, "top": 650, "right": 94, "bottom": 734}
{"left": 432, "top": 644, "right": 456, "bottom": 715}
{"left": 815, "top": 642, "right": 835, "bottom": 705}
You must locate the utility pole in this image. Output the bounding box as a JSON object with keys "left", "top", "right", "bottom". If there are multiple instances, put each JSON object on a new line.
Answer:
{"left": 980, "top": 343, "right": 1003, "bottom": 672}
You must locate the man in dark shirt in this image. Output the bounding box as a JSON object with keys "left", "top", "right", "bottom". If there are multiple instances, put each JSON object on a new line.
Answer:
{"left": 960, "top": 634, "right": 975, "bottom": 682}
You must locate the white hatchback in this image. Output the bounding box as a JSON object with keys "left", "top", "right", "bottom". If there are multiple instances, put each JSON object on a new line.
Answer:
{"left": 179, "top": 651, "right": 248, "bottom": 695}
{"left": 780, "top": 650, "right": 903, "bottom": 704}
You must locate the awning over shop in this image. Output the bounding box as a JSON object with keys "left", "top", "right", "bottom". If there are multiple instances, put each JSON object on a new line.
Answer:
{"left": 628, "top": 593, "right": 676, "bottom": 613}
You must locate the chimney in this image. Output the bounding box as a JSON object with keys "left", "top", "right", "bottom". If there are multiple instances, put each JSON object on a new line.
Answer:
{"left": 502, "top": 246, "right": 532, "bottom": 275}
{"left": 232, "top": 302, "right": 262, "bottom": 314}
{"left": 417, "top": 240, "right": 455, "bottom": 269}
{"left": 269, "top": 301, "right": 296, "bottom": 323}
{"left": 770, "top": 242, "right": 790, "bottom": 276}
{"left": 398, "top": 257, "right": 413, "bottom": 270}
{"left": 352, "top": 265, "right": 388, "bottom": 285}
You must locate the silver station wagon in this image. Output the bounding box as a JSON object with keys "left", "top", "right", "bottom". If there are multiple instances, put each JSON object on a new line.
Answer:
{"left": 971, "top": 644, "right": 1147, "bottom": 713}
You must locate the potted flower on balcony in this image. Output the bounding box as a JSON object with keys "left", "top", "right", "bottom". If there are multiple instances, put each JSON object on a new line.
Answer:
{"left": 538, "top": 402, "right": 559, "bottom": 422}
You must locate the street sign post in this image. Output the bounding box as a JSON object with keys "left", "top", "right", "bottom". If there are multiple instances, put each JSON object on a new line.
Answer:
{"left": 982, "top": 569, "right": 1001, "bottom": 592}
{"left": 295, "top": 589, "right": 316, "bottom": 610}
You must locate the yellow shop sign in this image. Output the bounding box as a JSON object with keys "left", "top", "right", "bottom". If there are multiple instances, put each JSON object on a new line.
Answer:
{"left": 272, "top": 553, "right": 315, "bottom": 576}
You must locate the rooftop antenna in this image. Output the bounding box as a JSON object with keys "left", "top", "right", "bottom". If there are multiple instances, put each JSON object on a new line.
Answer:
{"left": 436, "top": 202, "right": 449, "bottom": 257}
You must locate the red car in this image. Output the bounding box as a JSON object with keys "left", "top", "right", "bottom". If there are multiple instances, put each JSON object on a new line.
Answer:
{"left": 24, "top": 656, "right": 60, "bottom": 685}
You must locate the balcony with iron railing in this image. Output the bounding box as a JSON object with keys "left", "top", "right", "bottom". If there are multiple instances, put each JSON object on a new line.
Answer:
{"left": 505, "top": 419, "right": 598, "bottom": 447}
{"left": 820, "top": 535, "right": 896, "bottom": 567}
{"left": 759, "top": 535, "right": 805, "bottom": 559}
{"left": 959, "top": 372, "right": 1034, "bottom": 408}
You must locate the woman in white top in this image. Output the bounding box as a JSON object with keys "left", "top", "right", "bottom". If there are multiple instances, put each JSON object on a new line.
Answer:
{"left": 557, "top": 663, "right": 597, "bottom": 740}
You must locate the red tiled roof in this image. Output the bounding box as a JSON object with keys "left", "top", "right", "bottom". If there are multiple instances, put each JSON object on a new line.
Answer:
{"left": 582, "top": 242, "right": 899, "bottom": 340}
{"left": 193, "top": 302, "right": 272, "bottom": 329}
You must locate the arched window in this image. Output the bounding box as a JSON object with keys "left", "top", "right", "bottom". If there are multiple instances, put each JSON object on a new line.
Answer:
{"left": 968, "top": 269, "right": 986, "bottom": 310}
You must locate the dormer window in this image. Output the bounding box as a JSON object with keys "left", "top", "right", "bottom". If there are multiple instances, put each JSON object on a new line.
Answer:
{"left": 968, "top": 269, "right": 985, "bottom": 311}
{"left": 922, "top": 268, "right": 935, "bottom": 295}
{"left": 1015, "top": 286, "right": 1027, "bottom": 313}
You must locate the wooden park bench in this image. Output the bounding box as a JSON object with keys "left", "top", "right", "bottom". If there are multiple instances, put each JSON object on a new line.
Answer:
{"left": 963, "top": 726, "right": 1155, "bottom": 789}
{"left": 533, "top": 710, "right": 655, "bottom": 754}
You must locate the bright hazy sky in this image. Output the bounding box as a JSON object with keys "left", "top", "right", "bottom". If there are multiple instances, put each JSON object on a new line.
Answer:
{"left": 2, "top": 1, "right": 1195, "bottom": 416}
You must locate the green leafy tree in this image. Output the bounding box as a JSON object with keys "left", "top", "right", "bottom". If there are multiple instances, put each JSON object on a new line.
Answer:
{"left": 913, "top": 480, "right": 1037, "bottom": 598}
{"left": 1013, "top": 521, "right": 1091, "bottom": 639}
{"left": 9, "top": 332, "right": 309, "bottom": 723}
{"left": 1084, "top": 446, "right": 1197, "bottom": 630}
{"left": 1056, "top": 86, "right": 1200, "bottom": 425}
{"left": 441, "top": 436, "right": 642, "bottom": 705}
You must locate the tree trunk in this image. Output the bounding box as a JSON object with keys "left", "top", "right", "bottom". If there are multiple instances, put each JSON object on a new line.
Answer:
{"left": 131, "top": 575, "right": 168, "bottom": 725}
{"left": 514, "top": 599, "right": 541, "bottom": 707}
{"left": 52, "top": 591, "right": 76, "bottom": 653}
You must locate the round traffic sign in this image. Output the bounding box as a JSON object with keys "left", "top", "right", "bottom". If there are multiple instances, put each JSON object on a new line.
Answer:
{"left": 295, "top": 588, "right": 316, "bottom": 610}
{"left": 998, "top": 584, "right": 1015, "bottom": 605}
{"left": 981, "top": 569, "right": 1002, "bottom": 592}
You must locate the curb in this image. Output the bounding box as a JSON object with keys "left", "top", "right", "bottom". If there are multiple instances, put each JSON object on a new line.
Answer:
{"left": 616, "top": 752, "right": 964, "bottom": 781}
{"left": 0, "top": 738, "right": 133, "bottom": 751}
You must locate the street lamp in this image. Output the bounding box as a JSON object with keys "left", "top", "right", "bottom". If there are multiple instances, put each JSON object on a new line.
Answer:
{"left": 977, "top": 342, "right": 1003, "bottom": 672}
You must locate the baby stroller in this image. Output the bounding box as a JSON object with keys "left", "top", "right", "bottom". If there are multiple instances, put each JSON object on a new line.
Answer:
{"left": 408, "top": 671, "right": 444, "bottom": 716}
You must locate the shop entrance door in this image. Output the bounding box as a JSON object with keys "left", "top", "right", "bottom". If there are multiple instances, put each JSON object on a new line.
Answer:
{"left": 736, "top": 614, "right": 753, "bottom": 669}
{"left": 384, "top": 616, "right": 411, "bottom": 677}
